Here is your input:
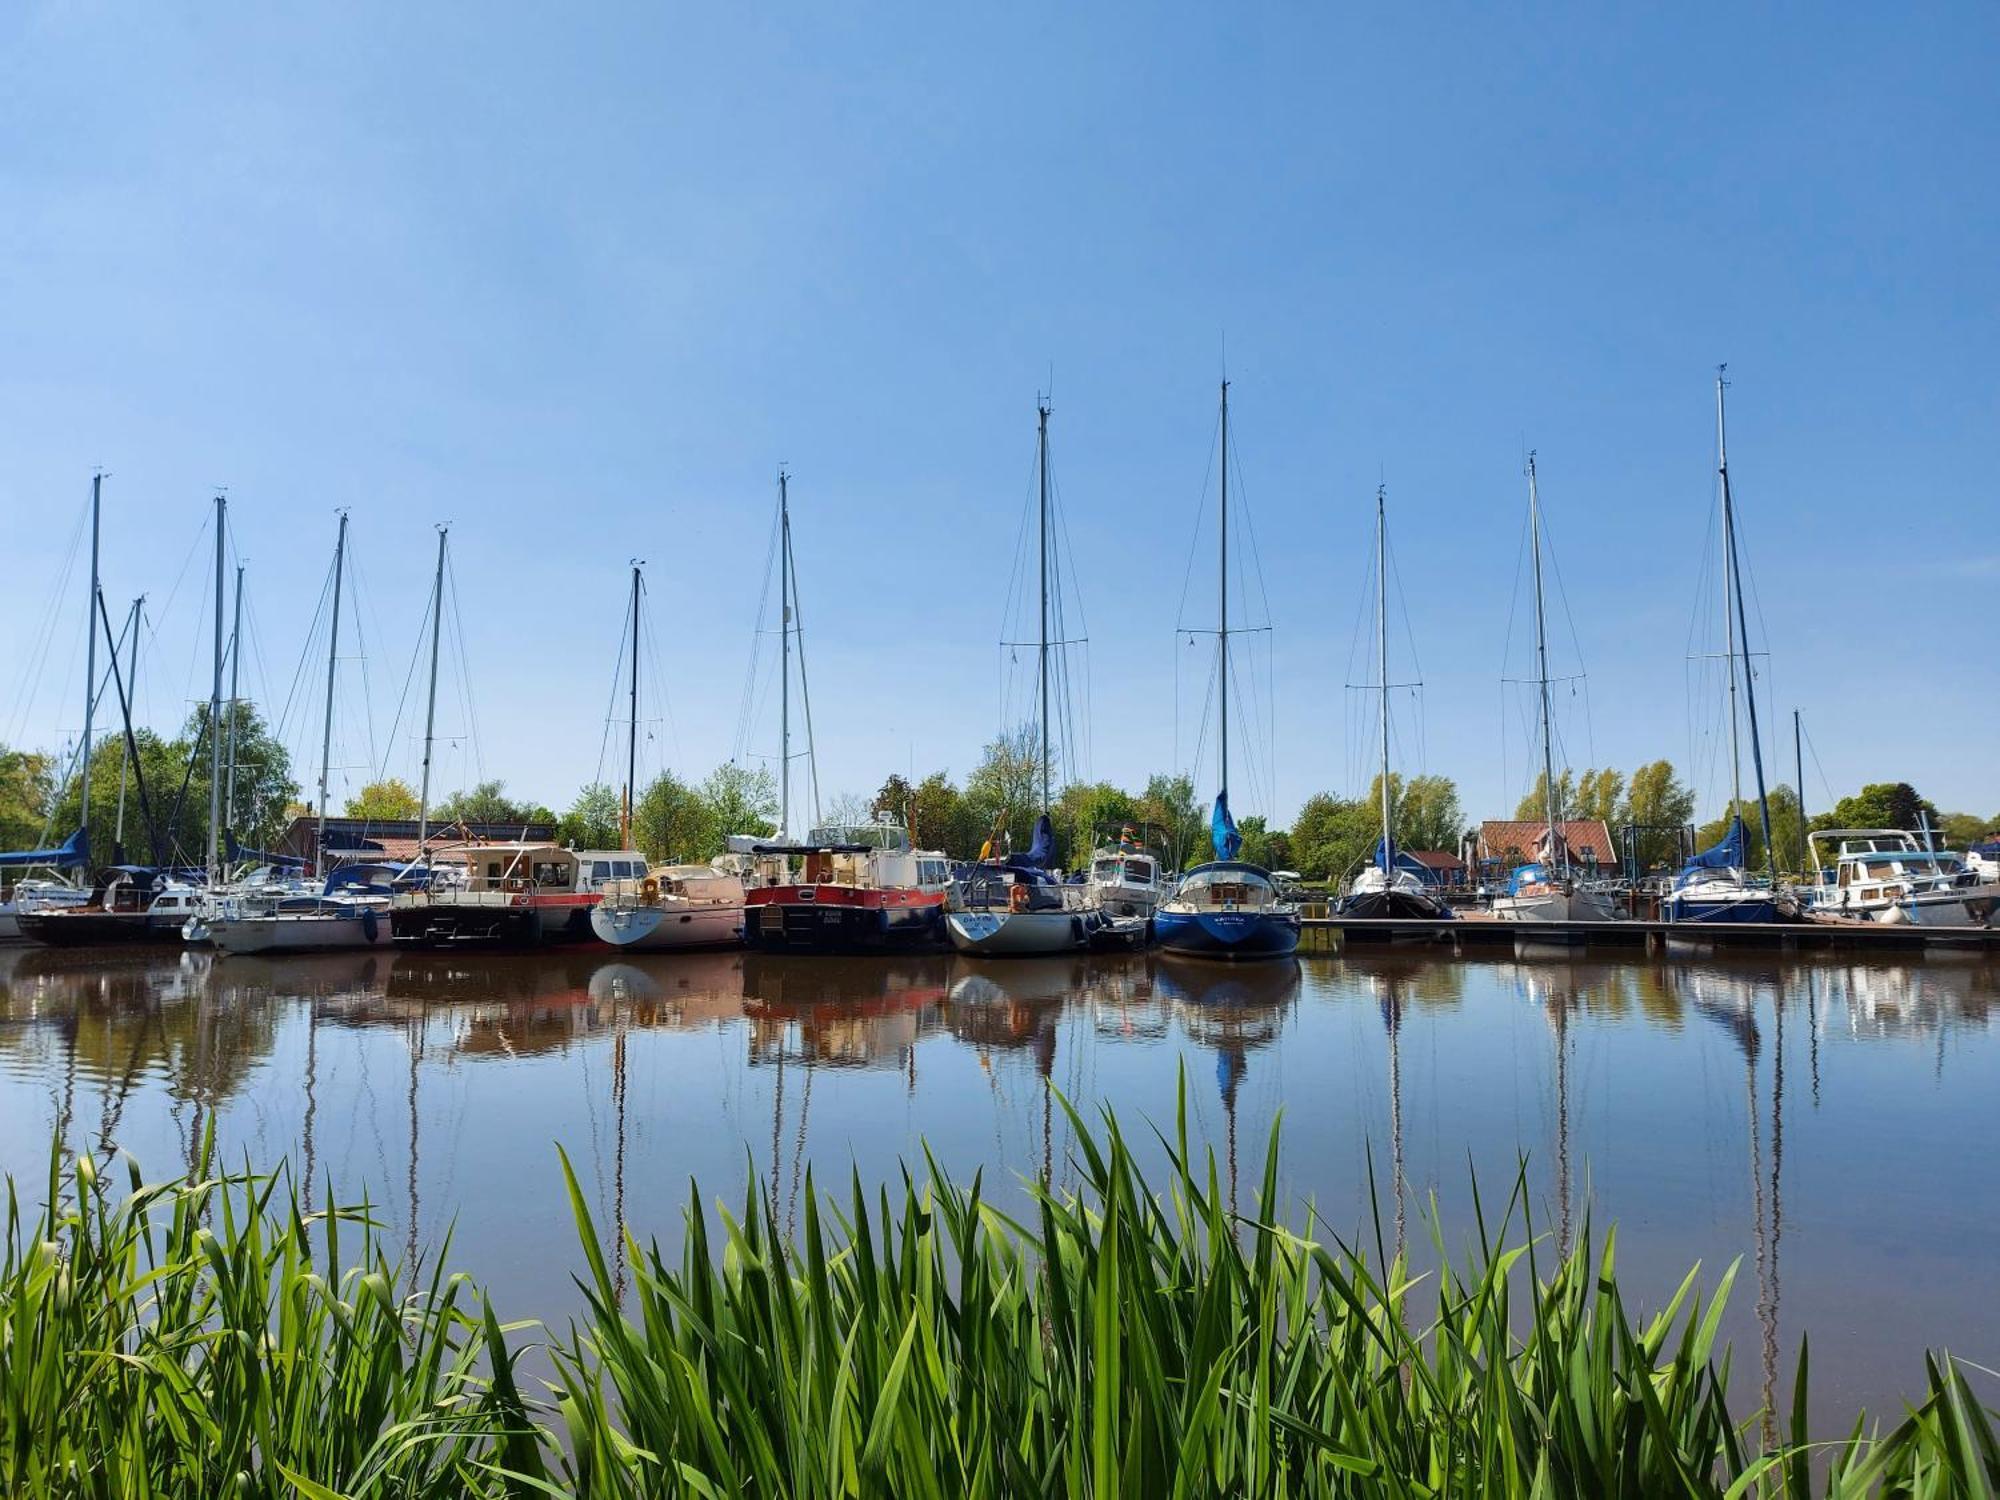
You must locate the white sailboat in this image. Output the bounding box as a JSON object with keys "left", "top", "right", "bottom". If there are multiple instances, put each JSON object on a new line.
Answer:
{"left": 948, "top": 400, "right": 1096, "bottom": 957}
{"left": 1491, "top": 455, "right": 1618, "bottom": 928}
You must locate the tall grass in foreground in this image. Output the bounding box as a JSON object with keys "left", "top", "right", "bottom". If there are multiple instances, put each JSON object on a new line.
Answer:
{"left": 0, "top": 1105, "right": 1993, "bottom": 1498}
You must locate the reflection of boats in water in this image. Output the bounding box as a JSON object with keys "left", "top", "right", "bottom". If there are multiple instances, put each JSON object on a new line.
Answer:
{"left": 742, "top": 953, "right": 950, "bottom": 1070}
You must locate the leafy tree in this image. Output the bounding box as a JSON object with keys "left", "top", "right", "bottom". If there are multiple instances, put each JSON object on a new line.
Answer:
{"left": 1513, "top": 768, "right": 1576, "bottom": 823}
{"left": 1364, "top": 772, "right": 1463, "bottom": 853}
{"left": 1695, "top": 784, "right": 1807, "bottom": 875}
{"left": 633, "top": 771, "right": 709, "bottom": 863}
{"left": 907, "top": 772, "right": 975, "bottom": 859}
{"left": 964, "top": 725, "right": 1042, "bottom": 855}
{"left": 0, "top": 746, "right": 56, "bottom": 852}
{"left": 1620, "top": 760, "right": 1696, "bottom": 871}
{"left": 1288, "top": 792, "right": 1376, "bottom": 883}
{"left": 1575, "top": 768, "right": 1625, "bottom": 825}
{"left": 1817, "top": 782, "right": 1940, "bottom": 835}
{"left": 700, "top": 762, "right": 778, "bottom": 841}
{"left": 432, "top": 780, "right": 546, "bottom": 829}
{"left": 1055, "top": 780, "right": 1141, "bottom": 868}
{"left": 873, "top": 774, "right": 914, "bottom": 825}
{"left": 1137, "top": 773, "right": 1204, "bottom": 870}
{"left": 344, "top": 778, "right": 419, "bottom": 820}
{"left": 559, "top": 783, "right": 624, "bottom": 848}
{"left": 1940, "top": 811, "right": 1997, "bottom": 849}
{"left": 1236, "top": 815, "right": 1294, "bottom": 872}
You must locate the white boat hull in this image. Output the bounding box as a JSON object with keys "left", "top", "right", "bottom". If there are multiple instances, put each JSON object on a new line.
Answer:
{"left": 209, "top": 910, "right": 391, "bottom": 954}
{"left": 1492, "top": 886, "right": 1619, "bottom": 924}
{"left": 591, "top": 902, "right": 744, "bottom": 950}
{"left": 946, "top": 908, "right": 1087, "bottom": 956}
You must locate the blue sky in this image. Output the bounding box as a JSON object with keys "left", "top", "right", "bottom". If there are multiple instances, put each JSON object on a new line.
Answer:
{"left": 4, "top": 2, "right": 1995, "bottom": 830}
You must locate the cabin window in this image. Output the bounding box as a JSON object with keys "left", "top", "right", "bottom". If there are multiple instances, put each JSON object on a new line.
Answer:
{"left": 533, "top": 862, "right": 567, "bottom": 887}
{"left": 1124, "top": 860, "right": 1154, "bottom": 883}
{"left": 487, "top": 861, "right": 503, "bottom": 881}
{"left": 1092, "top": 860, "right": 1118, "bottom": 881}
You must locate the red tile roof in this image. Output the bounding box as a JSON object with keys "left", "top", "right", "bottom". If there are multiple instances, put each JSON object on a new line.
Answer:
{"left": 1406, "top": 850, "right": 1466, "bottom": 871}
{"left": 1478, "top": 820, "right": 1618, "bottom": 867}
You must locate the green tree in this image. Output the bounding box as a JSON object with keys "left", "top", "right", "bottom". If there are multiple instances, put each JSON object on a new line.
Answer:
{"left": 1514, "top": 768, "right": 1576, "bottom": 823}
{"left": 1137, "top": 773, "right": 1204, "bottom": 869}
{"left": 1365, "top": 772, "right": 1463, "bottom": 853}
{"left": 432, "top": 780, "right": 547, "bottom": 828}
{"left": 0, "top": 746, "right": 56, "bottom": 852}
{"left": 633, "top": 771, "right": 710, "bottom": 863}
{"left": 559, "top": 783, "right": 623, "bottom": 848}
{"left": 907, "top": 772, "right": 975, "bottom": 859}
{"left": 700, "top": 762, "right": 779, "bottom": 841}
{"left": 1620, "top": 760, "right": 1696, "bottom": 872}
{"left": 1288, "top": 792, "right": 1376, "bottom": 883}
{"left": 1695, "top": 784, "right": 1807, "bottom": 875}
{"left": 873, "top": 774, "right": 914, "bottom": 825}
{"left": 344, "top": 778, "right": 419, "bottom": 820}
{"left": 964, "top": 725, "right": 1042, "bottom": 856}
{"left": 1055, "top": 780, "right": 1141, "bottom": 868}
{"left": 1940, "top": 811, "right": 1996, "bottom": 849}
{"left": 1235, "top": 815, "right": 1294, "bottom": 872}
{"left": 1817, "top": 781, "right": 1940, "bottom": 834}
{"left": 1575, "top": 768, "right": 1625, "bottom": 825}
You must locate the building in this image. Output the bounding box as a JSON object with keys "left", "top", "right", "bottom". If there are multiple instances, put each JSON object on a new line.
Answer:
{"left": 1476, "top": 819, "right": 1619, "bottom": 879}
{"left": 273, "top": 814, "right": 558, "bottom": 867}
{"left": 1404, "top": 849, "right": 1468, "bottom": 888}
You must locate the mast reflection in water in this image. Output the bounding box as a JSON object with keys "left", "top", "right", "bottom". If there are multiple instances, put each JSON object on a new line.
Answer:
{"left": 0, "top": 942, "right": 1995, "bottom": 1429}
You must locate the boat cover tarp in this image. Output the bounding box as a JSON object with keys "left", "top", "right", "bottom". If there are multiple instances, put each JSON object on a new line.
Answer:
{"left": 226, "top": 830, "right": 309, "bottom": 871}
{"left": 1342, "top": 886, "right": 1454, "bottom": 921}
{"left": 1211, "top": 791, "right": 1241, "bottom": 862}
{"left": 0, "top": 826, "right": 88, "bottom": 869}
{"left": 1372, "top": 832, "right": 1396, "bottom": 873}
{"left": 1005, "top": 814, "right": 1055, "bottom": 871}
{"left": 1683, "top": 816, "right": 1746, "bottom": 874}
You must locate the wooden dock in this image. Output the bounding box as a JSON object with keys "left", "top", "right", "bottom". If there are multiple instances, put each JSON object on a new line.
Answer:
{"left": 1298, "top": 914, "right": 2000, "bottom": 957}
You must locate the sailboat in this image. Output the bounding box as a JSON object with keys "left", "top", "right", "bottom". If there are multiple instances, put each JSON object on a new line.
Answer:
{"left": 591, "top": 563, "right": 747, "bottom": 951}
{"left": 1664, "top": 372, "right": 1784, "bottom": 924}
{"left": 1490, "top": 455, "right": 1618, "bottom": 928}
{"left": 742, "top": 472, "right": 952, "bottom": 953}
{"left": 1154, "top": 380, "right": 1301, "bottom": 961}
{"left": 948, "top": 401, "right": 1098, "bottom": 957}
{"left": 1342, "top": 486, "right": 1454, "bottom": 924}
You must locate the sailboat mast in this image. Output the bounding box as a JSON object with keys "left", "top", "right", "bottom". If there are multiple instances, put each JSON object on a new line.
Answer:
{"left": 778, "top": 469, "right": 791, "bottom": 840}
{"left": 625, "top": 562, "right": 641, "bottom": 850}
{"left": 1718, "top": 376, "right": 1743, "bottom": 816}
{"left": 114, "top": 596, "right": 142, "bottom": 854}
{"left": 315, "top": 512, "right": 348, "bottom": 875}
{"left": 1219, "top": 380, "right": 1229, "bottom": 802}
{"left": 416, "top": 527, "right": 448, "bottom": 852}
{"left": 1795, "top": 708, "right": 1812, "bottom": 874}
{"left": 1717, "top": 373, "right": 1778, "bottom": 884}
{"left": 207, "top": 495, "right": 227, "bottom": 880}
{"left": 1526, "top": 455, "right": 1561, "bottom": 874}
{"left": 224, "top": 563, "right": 244, "bottom": 839}
{"left": 1037, "top": 402, "right": 1051, "bottom": 814}
{"left": 1377, "top": 486, "right": 1393, "bottom": 869}
{"left": 80, "top": 473, "right": 102, "bottom": 845}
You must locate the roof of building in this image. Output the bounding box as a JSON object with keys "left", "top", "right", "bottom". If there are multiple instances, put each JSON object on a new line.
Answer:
{"left": 1478, "top": 819, "right": 1619, "bottom": 866}
{"left": 1405, "top": 850, "right": 1467, "bottom": 871}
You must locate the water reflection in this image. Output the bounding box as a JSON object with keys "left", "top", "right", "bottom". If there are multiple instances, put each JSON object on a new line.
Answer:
{"left": 0, "top": 942, "right": 1994, "bottom": 1427}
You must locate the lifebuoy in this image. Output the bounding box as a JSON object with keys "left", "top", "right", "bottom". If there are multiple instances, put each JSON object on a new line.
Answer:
{"left": 641, "top": 876, "right": 660, "bottom": 902}
{"left": 1008, "top": 882, "right": 1030, "bottom": 912}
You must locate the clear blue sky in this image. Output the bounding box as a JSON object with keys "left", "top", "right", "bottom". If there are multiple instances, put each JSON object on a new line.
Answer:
{"left": 4, "top": 3, "right": 1995, "bottom": 830}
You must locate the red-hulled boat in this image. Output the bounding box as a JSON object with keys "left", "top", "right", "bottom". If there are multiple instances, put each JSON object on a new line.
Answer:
{"left": 743, "top": 819, "right": 952, "bottom": 954}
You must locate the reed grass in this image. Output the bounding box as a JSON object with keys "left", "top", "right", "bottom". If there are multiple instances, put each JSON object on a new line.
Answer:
{"left": 0, "top": 1101, "right": 1992, "bottom": 1498}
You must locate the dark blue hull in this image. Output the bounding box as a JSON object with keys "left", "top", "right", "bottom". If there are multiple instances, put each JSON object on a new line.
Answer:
{"left": 1661, "top": 894, "right": 1782, "bottom": 924}
{"left": 1154, "top": 908, "right": 1300, "bottom": 961}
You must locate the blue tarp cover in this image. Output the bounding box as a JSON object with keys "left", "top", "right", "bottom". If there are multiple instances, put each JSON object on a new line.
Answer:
{"left": 1683, "top": 816, "right": 1746, "bottom": 873}
{"left": 226, "top": 830, "right": 309, "bottom": 871}
{"left": 1211, "top": 791, "right": 1241, "bottom": 862}
{"left": 0, "top": 826, "right": 88, "bottom": 870}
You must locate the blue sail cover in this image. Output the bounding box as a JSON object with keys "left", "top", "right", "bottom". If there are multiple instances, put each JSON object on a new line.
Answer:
{"left": 0, "top": 826, "right": 88, "bottom": 870}
{"left": 1001, "top": 813, "right": 1057, "bottom": 871}
{"left": 1211, "top": 791, "right": 1241, "bottom": 862}
{"left": 1372, "top": 834, "right": 1396, "bottom": 873}
{"left": 1683, "top": 816, "right": 1746, "bottom": 874}
{"left": 226, "top": 829, "right": 309, "bottom": 871}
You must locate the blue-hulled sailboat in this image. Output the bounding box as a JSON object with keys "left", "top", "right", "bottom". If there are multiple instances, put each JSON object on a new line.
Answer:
{"left": 1662, "top": 370, "right": 1785, "bottom": 925}
{"left": 1154, "top": 380, "right": 1300, "bottom": 962}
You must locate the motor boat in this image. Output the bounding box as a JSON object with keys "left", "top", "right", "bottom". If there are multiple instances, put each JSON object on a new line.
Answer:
{"left": 743, "top": 817, "right": 952, "bottom": 954}
{"left": 591, "top": 863, "right": 746, "bottom": 950}
{"left": 1803, "top": 829, "right": 2000, "bottom": 928}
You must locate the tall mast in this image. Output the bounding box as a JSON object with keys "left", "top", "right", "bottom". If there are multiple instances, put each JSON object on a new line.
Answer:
{"left": 1795, "top": 709, "right": 1812, "bottom": 874}
{"left": 114, "top": 597, "right": 143, "bottom": 855}
{"left": 315, "top": 513, "right": 348, "bottom": 876}
{"left": 778, "top": 469, "right": 791, "bottom": 840}
{"left": 1717, "top": 372, "right": 1778, "bottom": 884}
{"left": 416, "top": 527, "right": 448, "bottom": 853}
{"left": 1037, "top": 401, "right": 1051, "bottom": 813}
{"left": 1718, "top": 376, "right": 1743, "bottom": 817}
{"left": 1376, "top": 485, "right": 1393, "bottom": 871}
{"left": 1526, "top": 455, "right": 1561, "bottom": 874}
{"left": 80, "top": 473, "right": 102, "bottom": 847}
{"left": 206, "top": 494, "right": 227, "bottom": 879}
{"left": 625, "top": 562, "right": 642, "bottom": 850}
{"left": 224, "top": 562, "right": 244, "bottom": 839}
{"left": 1218, "top": 380, "right": 1230, "bottom": 802}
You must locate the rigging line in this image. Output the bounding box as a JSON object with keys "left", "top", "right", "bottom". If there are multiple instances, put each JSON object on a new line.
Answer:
{"left": 344, "top": 539, "right": 383, "bottom": 774}
{"left": 444, "top": 550, "right": 483, "bottom": 783}
{"left": 3, "top": 494, "right": 87, "bottom": 747}
{"left": 1171, "top": 402, "right": 1222, "bottom": 634}
{"left": 733, "top": 500, "right": 783, "bottom": 763}
{"left": 375, "top": 569, "right": 437, "bottom": 784}
{"left": 593, "top": 606, "right": 631, "bottom": 791}
{"left": 274, "top": 557, "right": 336, "bottom": 749}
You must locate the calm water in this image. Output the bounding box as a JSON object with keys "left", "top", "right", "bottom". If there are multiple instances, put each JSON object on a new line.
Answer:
{"left": 1, "top": 940, "right": 1994, "bottom": 1432}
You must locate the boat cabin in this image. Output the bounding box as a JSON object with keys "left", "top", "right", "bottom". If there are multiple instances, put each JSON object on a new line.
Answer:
{"left": 1167, "top": 861, "right": 1289, "bottom": 912}
{"left": 762, "top": 819, "right": 951, "bottom": 892}
{"left": 571, "top": 850, "right": 650, "bottom": 891}
{"left": 1808, "top": 829, "right": 1982, "bottom": 900}
{"left": 460, "top": 844, "right": 581, "bottom": 893}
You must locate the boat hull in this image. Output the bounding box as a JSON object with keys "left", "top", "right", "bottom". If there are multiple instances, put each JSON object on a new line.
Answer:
{"left": 1153, "top": 908, "right": 1300, "bottom": 961}
{"left": 390, "top": 894, "right": 601, "bottom": 949}
{"left": 745, "top": 887, "right": 947, "bottom": 954}
{"left": 1491, "top": 887, "right": 1619, "bottom": 925}
{"left": 591, "top": 902, "right": 744, "bottom": 950}
{"left": 210, "top": 909, "right": 390, "bottom": 954}
{"left": 1662, "top": 891, "right": 1783, "bottom": 924}
{"left": 14, "top": 910, "right": 182, "bottom": 947}
{"left": 945, "top": 908, "right": 1089, "bottom": 956}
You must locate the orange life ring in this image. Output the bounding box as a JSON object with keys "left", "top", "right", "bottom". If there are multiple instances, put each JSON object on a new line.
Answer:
{"left": 1008, "top": 882, "right": 1030, "bottom": 912}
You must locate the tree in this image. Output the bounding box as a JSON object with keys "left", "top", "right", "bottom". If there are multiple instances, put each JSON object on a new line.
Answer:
{"left": 1236, "top": 815, "right": 1294, "bottom": 872}
{"left": 1695, "top": 784, "right": 1807, "bottom": 874}
{"left": 1137, "top": 773, "right": 1203, "bottom": 870}
{"left": 1941, "top": 811, "right": 1997, "bottom": 849}
{"left": 1288, "top": 792, "right": 1376, "bottom": 883}
{"left": 1055, "top": 780, "right": 1141, "bottom": 868}
{"left": 1818, "top": 782, "right": 1940, "bottom": 835}
{"left": 1620, "top": 760, "right": 1696, "bottom": 872}
{"left": 0, "top": 746, "right": 56, "bottom": 853}
{"left": 700, "top": 762, "right": 778, "bottom": 840}
{"left": 1575, "top": 768, "right": 1625, "bottom": 825}
{"left": 633, "top": 771, "right": 709, "bottom": 863}
{"left": 963, "top": 725, "right": 1042, "bottom": 856}
{"left": 873, "top": 774, "right": 914, "bottom": 825}
{"left": 1363, "top": 772, "right": 1463, "bottom": 853}
{"left": 345, "top": 778, "right": 419, "bottom": 820}
{"left": 907, "top": 771, "right": 975, "bottom": 859}
{"left": 559, "top": 783, "right": 623, "bottom": 848}
{"left": 432, "top": 780, "right": 544, "bottom": 828}
{"left": 1514, "top": 768, "right": 1576, "bottom": 823}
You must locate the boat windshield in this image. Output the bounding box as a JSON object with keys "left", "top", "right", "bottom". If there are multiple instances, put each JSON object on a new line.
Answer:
{"left": 1173, "top": 866, "right": 1280, "bottom": 908}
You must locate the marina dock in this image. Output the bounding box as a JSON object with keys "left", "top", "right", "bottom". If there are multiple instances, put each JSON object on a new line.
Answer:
{"left": 1300, "top": 913, "right": 2000, "bottom": 955}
